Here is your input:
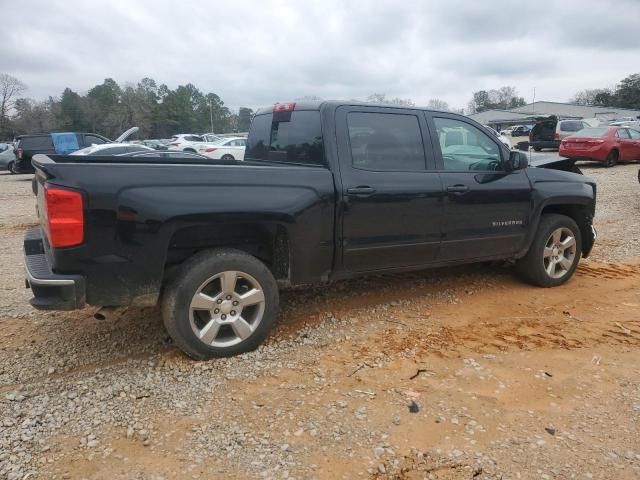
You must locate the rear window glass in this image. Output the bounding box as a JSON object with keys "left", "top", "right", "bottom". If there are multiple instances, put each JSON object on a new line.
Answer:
{"left": 559, "top": 121, "right": 584, "bottom": 132}
{"left": 20, "top": 136, "right": 54, "bottom": 150}
{"left": 246, "top": 111, "right": 324, "bottom": 165}
{"left": 577, "top": 128, "right": 608, "bottom": 137}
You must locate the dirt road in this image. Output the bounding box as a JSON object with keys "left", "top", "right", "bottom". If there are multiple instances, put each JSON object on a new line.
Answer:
{"left": 1, "top": 163, "right": 639, "bottom": 480}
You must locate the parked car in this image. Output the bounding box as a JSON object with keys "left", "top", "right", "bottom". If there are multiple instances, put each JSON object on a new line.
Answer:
{"left": 483, "top": 126, "right": 512, "bottom": 150}
{"left": 141, "top": 140, "right": 168, "bottom": 150}
{"left": 23, "top": 100, "right": 596, "bottom": 359}
{"left": 0, "top": 143, "right": 17, "bottom": 171}
{"left": 511, "top": 125, "right": 531, "bottom": 137}
{"left": 529, "top": 117, "right": 591, "bottom": 151}
{"left": 559, "top": 126, "right": 640, "bottom": 167}
{"left": 168, "top": 134, "right": 221, "bottom": 152}
{"left": 197, "top": 137, "right": 247, "bottom": 160}
{"left": 11, "top": 127, "right": 138, "bottom": 174}
{"left": 122, "top": 151, "right": 210, "bottom": 160}
{"left": 71, "top": 143, "right": 154, "bottom": 156}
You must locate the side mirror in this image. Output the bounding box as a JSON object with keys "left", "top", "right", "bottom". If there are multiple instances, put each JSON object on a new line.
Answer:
{"left": 505, "top": 151, "right": 528, "bottom": 171}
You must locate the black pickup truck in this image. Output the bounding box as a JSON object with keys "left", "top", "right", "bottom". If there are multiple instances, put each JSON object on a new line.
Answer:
{"left": 24, "top": 101, "right": 597, "bottom": 359}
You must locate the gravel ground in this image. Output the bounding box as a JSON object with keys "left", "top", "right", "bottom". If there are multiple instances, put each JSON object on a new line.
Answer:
{"left": 0, "top": 164, "right": 639, "bottom": 480}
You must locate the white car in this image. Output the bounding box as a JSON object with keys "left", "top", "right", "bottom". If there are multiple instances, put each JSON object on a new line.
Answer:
{"left": 483, "top": 125, "right": 512, "bottom": 150}
{"left": 197, "top": 137, "right": 247, "bottom": 161}
{"left": 168, "top": 134, "right": 221, "bottom": 152}
{"left": 71, "top": 143, "right": 154, "bottom": 156}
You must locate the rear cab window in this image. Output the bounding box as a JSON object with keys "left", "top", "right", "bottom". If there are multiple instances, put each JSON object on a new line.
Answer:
{"left": 246, "top": 108, "right": 324, "bottom": 166}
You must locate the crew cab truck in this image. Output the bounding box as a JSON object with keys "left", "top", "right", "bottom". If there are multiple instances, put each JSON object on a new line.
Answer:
{"left": 24, "top": 101, "right": 597, "bottom": 359}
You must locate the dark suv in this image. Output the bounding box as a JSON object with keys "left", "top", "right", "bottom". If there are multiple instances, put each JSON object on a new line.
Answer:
{"left": 12, "top": 132, "right": 110, "bottom": 173}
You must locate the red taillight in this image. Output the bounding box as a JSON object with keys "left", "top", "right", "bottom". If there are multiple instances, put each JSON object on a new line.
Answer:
{"left": 273, "top": 102, "right": 296, "bottom": 112}
{"left": 169, "top": 143, "right": 179, "bottom": 147}
{"left": 16, "top": 147, "right": 23, "bottom": 159}
{"left": 554, "top": 133, "right": 560, "bottom": 140}
{"left": 205, "top": 147, "right": 217, "bottom": 153}
{"left": 586, "top": 139, "right": 604, "bottom": 144}
{"left": 44, "top": 187, "right": 84, "bottom": 248}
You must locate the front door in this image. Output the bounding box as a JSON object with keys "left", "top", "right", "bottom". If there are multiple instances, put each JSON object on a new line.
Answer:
{"left": 426, "top": 114, "right": 533, "bottom": 262}
{"left": 336, "top": 106, "right": 444, "bottom": 272}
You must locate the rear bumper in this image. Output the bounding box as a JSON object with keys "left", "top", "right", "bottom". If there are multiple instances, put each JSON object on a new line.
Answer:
{"left": 24, "top": 227, "right": 86, "bottom": 310}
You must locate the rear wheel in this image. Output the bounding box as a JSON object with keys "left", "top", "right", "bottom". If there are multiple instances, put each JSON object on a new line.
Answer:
{"left": 162, "top": 248, "right": 279, "bottom": 359}
{"left": 221, "top": 154, "right": 235, "bottom": 161}
{"left": 533, "top": 147, "right": 542, "bottom": 152}
{"left": 516, "top": 214, "right": 582, "bottom": 287}
{"left": 605, "top": 150, "right": 618, "bottom": 168}
{"left": 7, "top": 161, "right": 17, "bottom": 174}
{"left": 184, "top": 148, "right": 196, "bottom": 153}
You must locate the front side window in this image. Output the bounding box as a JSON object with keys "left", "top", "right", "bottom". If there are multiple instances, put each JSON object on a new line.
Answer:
{"left": 347, "top": 112, "right": 426, "bottom": 171}
{"left": 246, "top": 110, "right": 324, "bottom": 165}
{"left": 433, "top": 117, "right": 502, "bottom": 171}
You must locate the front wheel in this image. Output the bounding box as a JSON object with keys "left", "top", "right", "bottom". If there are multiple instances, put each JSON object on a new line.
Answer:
{"left": 7, "top": 161, "right": 17, "bottom": 174}
{"left": 162, "top": 248, "right": 279, "bottom": 359}
{"left": 516, "top": 214, "right": 582, "bottom": 287}
{"left": 221, "top": 154, "right": 235, "bottom": 161}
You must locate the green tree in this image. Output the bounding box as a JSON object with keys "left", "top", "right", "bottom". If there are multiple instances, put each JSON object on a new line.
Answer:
{"left": 613, "top": 73, "right": 640, "bottom": 109}
{"left": 237, "top": 107, "right": 254, "bottom": 132}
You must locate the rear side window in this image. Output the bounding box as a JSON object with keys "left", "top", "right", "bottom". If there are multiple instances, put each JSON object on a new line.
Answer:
{"left": 20, "top": 136, "right": 54, "bottom": 150}
{"left": 347, "top": 112, "right": 426, "bottom": 171}
{"left": 628, "top": 129, "right": 640, "bottom": 139}
{"left": 84, "top": 135, "right": 107, "bottom": 146}
{"left": 246, "top": 111, "right": 324, "bottom": 165}
{"left": 559, "top": 121, "right": 584, "bottom": 132}
{"left": 616, "top": 129, "right": 631, "bottom": 139}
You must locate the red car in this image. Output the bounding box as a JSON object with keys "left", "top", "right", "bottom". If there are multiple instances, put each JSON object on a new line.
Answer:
{"left": 559, "top": 126, "right": 640, "bottom": 167}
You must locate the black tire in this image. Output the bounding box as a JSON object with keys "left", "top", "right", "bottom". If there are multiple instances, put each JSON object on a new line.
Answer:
{"left": 183, "top": 148, "right": 197, "bottom": 153}
{"left": 516, "top": 214, "right": 582, "bottom": 288}
{"left": 221, "top": 154, "right": 235, "bottom": 161}
{"left": 161, "top": 248, "right": 279, "bottom": 360}
{"left": 7, "top": 161, "right": 17, "bottom": 174}
{"left": 533, "top": 147, "right": 542, "bottom": 152}
{"left": 604, "top": 150, "right": 618, "bottom": 168}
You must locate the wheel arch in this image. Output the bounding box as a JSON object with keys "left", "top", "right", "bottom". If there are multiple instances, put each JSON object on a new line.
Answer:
{"left": 164, "top": 222, "right": 291, "bottom": 286}
{"left": 536, "top": 203, "right": 595, "bottom": 258}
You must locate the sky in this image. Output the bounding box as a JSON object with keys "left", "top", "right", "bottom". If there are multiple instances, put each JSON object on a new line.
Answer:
{"left": 2, "top": 0, "right": 639, "bottom": 112}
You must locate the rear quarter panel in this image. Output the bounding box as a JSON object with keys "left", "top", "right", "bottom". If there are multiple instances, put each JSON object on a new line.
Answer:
{"left": 36, "top": 159, "right": 336, "bottom": 306}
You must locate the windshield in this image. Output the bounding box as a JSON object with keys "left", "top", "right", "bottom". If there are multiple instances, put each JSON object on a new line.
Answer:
{"left": 246, "top": 110, "right": 324, "bottom": 166}
{"left": 575, "top": 127, "right": 608, "bottom": 137}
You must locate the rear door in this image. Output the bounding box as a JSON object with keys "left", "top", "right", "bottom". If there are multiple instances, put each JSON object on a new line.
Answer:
{"left": 336, "top": 105, "right": 443, "bottom": 272}
{"left": 615, "top": 128, "right": 635, "bottom": 160}
{"left": 426, "top": 113, "right": 533, "bottom": 262}
{"left": 627, "top": 128, "right": 640, "bottom": 159}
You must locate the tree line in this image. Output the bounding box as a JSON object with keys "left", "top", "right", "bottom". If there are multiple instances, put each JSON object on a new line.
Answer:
{"left": 570, "top": 73, "right": 640, "bottom": 110}
{"left": 0, "top": 74, "right": 255, "bottom": 141}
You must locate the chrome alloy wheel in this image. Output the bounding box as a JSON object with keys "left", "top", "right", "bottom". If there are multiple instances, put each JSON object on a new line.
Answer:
{"left": 189, "top": 270, "right": 265, "bottom": 348}
{"left": 542, "top": 227, "right": 577, "bottom": 279}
